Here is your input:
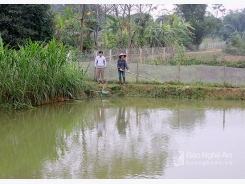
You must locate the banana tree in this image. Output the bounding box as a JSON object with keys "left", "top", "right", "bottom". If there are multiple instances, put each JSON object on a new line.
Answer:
{"left": 54, "top": 6, "right": 80, "bottom": 48}
{"left": 144, "top": 14, "right": 194, "bottom": 48}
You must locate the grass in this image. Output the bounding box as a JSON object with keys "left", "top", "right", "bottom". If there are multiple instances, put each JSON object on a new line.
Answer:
{"left": 0, "top": 37, "right": 91, "bottom": 110}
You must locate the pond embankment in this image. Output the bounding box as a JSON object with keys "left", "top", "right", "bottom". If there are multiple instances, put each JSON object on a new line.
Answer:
{"left": 85, "top": 82, "right": 245, "bottom": 101}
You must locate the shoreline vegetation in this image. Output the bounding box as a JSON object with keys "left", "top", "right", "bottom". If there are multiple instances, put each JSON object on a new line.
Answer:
{"left": 0, "top": 38, "right": 90, "bottom": 110}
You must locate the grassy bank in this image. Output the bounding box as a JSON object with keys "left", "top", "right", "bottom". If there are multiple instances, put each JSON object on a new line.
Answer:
{"left": 89, "top": 81, "right": 245, "bottom": 101}
{"left": 0, "top": 37, "right": 90, "bottom": 110}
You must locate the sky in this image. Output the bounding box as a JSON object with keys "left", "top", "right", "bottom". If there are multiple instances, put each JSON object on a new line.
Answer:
{"left": 3, "top": 1, "right": 245, "bottom": 18}
{"left": 151, "top": 4, "right": 245, "bottom": 19}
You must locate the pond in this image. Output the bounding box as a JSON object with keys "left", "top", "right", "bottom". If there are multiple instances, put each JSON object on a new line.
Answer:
{"left": 0, "top": 98, "right": 245, "bottom": 179}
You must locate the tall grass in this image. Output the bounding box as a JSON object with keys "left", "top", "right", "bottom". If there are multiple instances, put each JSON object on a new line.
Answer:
{"left": 0, "top": 37, "right": 89, "bottom": 110}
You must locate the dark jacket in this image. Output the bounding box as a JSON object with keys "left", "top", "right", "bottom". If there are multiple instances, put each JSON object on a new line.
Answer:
{"left": 117, "top": 59, "right": 129, "bottom": 71}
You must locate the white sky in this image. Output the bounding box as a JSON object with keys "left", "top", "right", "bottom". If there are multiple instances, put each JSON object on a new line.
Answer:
{"left": 151, "top": 4, "right": 245, "bottom": 19}
{"left": 2, "top": 1, "right": 245, "bottom": 19}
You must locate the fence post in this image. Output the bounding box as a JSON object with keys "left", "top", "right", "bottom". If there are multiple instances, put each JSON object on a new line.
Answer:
{"left": 163, "top": 47, "right": 166, "bottom": 63}
{"left": 94, "top": 50, "right": 97, "bottom": 81}
{"left": 178, "top": 62, "right": 180, "bottom": 84}
{"left": 140, "top": 48, "right": 143, "bottom": 63}
{"left": 136, "top": 60, "right": 139, "bottom": 83}
{"left": 152, "top": 47, "right": 154, "bottom": 60}
{"left": 109, "top": 49, "right": 112, "bottom": 62}
{"left": 213, "top": 49, "right": 217, "bottom": 61}
{"left": 200, "top": 60, "right": 203, "bottom": 83}
{"left": 224, "top": 63, "right": 226, "bottom": 86}
{"left": 126, "top": 48, "right": 129, "bottom": 63}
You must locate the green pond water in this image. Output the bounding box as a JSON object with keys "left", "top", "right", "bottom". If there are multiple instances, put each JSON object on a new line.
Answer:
{"left": 0, "top": 98, "right": 245, "bottom": 179}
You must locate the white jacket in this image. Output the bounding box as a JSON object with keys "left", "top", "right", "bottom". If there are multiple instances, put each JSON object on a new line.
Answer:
{"left": 94, "top": 56, "right": 106, "bottom": 68}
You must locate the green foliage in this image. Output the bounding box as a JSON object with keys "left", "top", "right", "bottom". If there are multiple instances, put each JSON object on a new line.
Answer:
{"left": 174, "top": 4, "right": 208, "bottom": 49}
{"left": 223, "top": 33, "right": 245, "bottom": 56}
{"left": 53, "top": 5, "right": 100, "bottom": 50}
{"left": 144, "top": 14, "right": 194, "bottom": 48}
{"left": 54, "top": 7, "right": 80, "bottom": 48}
{"left": 0, "top": 4, "right": 54, "bottom": 49}
{"left": 0, "top": 36, "right": 90, "bottom": 110}
{"left": 171, "top": 43, "right": 189, "bottom": 65}
{"left": 218, "top": 9, "right": 245, "bottom": 40}
{"left": 50, "top": 5, "right": 197, "bottom": 50}
{"left": 83, "top": 37, "right": 94, "bottom": 51}
{"left": 204, "top": 15, "right": 222, "bottom": 39}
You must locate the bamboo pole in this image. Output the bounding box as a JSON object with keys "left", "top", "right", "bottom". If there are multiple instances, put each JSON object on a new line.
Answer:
{"left": 178, "top": 62, "right": 180, "bottom": 84}
{"left": 136, "top": 61, "right": 139, "bottom": 83}
{"left": 163, "top": 47, "right": 165, "bottom": 62}
{"left": 140, "top": 48, "right": 143, "bottom": 63}
{"left": 127, "top": 71, "right": 167, "bottom": 85}
{"left": 109, "top": 49, "right": 112, "bottom": 62}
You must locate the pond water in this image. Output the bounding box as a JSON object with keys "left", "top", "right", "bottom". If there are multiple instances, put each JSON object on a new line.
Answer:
{"left": 0, "top": 98, "right": 245, "bottom": 179}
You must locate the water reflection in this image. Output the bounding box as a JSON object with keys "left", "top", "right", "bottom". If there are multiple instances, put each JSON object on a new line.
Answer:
{"left": 116, "top": 106, "right": 129, "bottom": 135}
{"left": 168, "top": 108, "right": 206, "bottom": 131}
{"left": 94, "top": 102, "right": 106, "bottom": 137}
{"left": 0, "top": 99, "right": 245, "bottom": 179}
{"left": 223, "top": 108, "right": 226, "bottom": 130}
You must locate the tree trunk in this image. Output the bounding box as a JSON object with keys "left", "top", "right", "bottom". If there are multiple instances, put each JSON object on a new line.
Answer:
{"left": 103, "top": 4, "right": 107, "bottom": 49}
{"left": 94, "top": 4, "right": 99, "bottom": 47}
{"left": 79, "top": 4, "right": 86, "bottom": 51}
{"left": 114, "top": 5, "right": 123, "bottom": 44}
{"left": 130, "top": 4, "right": 142, "bottom": 47}
{"left": 127, "top": 5, "right": 131, "bottom": 62}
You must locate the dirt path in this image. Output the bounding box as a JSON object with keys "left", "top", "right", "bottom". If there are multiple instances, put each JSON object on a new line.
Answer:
{"left": 187, "top": 49, "right": 222, "bottom": 54}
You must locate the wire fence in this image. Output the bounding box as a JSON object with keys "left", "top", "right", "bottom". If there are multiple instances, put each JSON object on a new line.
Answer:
{"left": 72, "top": 41, "right": 245, "bottom": 87}
{"left": 198, "top": 41, "right": 226, "bottom": 50}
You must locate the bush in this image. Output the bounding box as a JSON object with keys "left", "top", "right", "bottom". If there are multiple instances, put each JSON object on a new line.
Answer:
{"left": 223, "top": 33, "right": 245, "bottom": 56}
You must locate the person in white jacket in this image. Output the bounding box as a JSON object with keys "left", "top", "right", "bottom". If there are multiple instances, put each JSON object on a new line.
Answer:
{"left": 94, "top": 51, "right": 107, "bottom": 84}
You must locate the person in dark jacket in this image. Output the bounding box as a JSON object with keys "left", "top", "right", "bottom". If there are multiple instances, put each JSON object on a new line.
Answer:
{"left": 117, "top": 53, "right": 129, "bottom": 85}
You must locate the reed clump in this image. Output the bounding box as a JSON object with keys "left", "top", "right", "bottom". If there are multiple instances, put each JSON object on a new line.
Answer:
{"left": 0, "top": 37, "right": 89, "bottom": 110}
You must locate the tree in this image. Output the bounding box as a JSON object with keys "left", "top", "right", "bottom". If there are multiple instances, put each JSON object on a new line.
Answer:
{"left": 52, "top": 4, "right": 105, "bottom": 49}
{"left": 211, "top": 4, "right": 226, "bottom": 17}
{"left": 0, "top": 4, "right": 54, "bottom": 49}
{"left": 204, "top": 14, "right": 222, "bottom": 40}
{"left": 54, "top": 6, "right": 81, "bottom": 48}
{"left": 223, "top": 32, "right": 245, "bottom": 55}
{"left": 174, "top": 4, "right": 208, "bottom": 49}
{"left": 219, "top": 24, "right": 236, "bottom": 41}
{"left": 79, "top": 4, "right": 86, "bottom": 51}
{"left": 216, "top": 8, "right": 245, "bottom": 41}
